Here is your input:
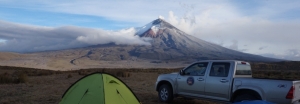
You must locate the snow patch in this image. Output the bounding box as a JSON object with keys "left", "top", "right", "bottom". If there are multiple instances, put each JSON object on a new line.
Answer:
{"left": 135, "top": 19, "right": 164, "bottom": 36}
{"left": 135, "top": 22, "right": 153, "bottom": 35}
{"left": 151, "top": 24, "right": 160, "bottom": 34}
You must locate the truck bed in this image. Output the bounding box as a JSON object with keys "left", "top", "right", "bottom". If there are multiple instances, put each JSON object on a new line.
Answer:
{"left": 233, "top": 77, "right": 300, "bottom": 104}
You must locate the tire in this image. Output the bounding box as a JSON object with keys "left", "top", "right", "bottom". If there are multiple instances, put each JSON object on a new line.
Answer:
{"left": 158, "top": 84, "right": 173, "bottom": 103}
{"left": 233, "top": 94, "right": 259, "bottom": 103}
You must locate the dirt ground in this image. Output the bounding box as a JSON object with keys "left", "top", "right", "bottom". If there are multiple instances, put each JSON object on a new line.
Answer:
{"left": 0, "top": 68, "right": 219, "bottom": 104}
{"left": 1, "top": 65, "right": 300, "bottom": 104}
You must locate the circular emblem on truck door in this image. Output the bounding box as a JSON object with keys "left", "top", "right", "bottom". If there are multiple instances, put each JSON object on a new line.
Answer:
{"left": 186, "top": 77, "right": 194, "bottom": 85}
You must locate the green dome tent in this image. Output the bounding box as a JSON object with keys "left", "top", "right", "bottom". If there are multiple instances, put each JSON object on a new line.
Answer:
{"left": 60, "top": 73, "right": 140, "bottom": 104}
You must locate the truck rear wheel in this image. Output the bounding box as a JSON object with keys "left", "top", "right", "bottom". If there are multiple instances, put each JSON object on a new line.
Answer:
{"left": 158, "top": 84, "right": 173, "bottom": 103}
{"left": 233, "top": 94, "right": 259, "bottom": 102}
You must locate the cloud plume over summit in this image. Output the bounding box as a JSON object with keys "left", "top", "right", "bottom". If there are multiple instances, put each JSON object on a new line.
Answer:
{"left": 76, "top": 27, "right": 150, "bottom": 45}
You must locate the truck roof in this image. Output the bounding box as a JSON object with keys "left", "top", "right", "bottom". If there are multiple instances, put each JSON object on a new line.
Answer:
{"left": 193, "top": 60, "right": 248, "bottom": 63}
{"left": 190, "top": 60, "right": 251, "bottom": 65}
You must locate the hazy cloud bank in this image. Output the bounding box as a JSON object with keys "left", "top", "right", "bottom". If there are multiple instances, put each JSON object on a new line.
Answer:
{"left": 0, "top": 21, "right": 149, "bottom": 52}
{"left": 161, "top": 8, "right": 300, "bottom": 60}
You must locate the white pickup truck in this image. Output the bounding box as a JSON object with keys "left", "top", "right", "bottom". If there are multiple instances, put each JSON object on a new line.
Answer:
{"left": 155, "top": 60, "right": 300, "bottom": 104}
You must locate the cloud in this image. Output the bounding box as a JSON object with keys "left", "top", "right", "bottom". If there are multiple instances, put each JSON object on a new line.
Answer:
{"left": 0, "top": 0, "right": 182, "bottom": 26}
{"left": 222, "top": 40, "right": 247, "bottom": 52}
{"left": 286, "top": 49, "right": 300, "bottom": 57}
{"left": 167, "top": 11, "right": 196, "bottom": 35}
{"left": 0, "top": 20, "right": 149, "bottom": 52}
{"left": 0, "top": 42, "right": 5, "bottom": 46}
{"left": 1, "top": 0, "right": 300, "bottom": 61}
{"left": 260, "top": 49, "right": 300, "bottom": 61}
{"left": 259, "top": 46, "right": 268, "bottom": 50}
{"left": 227, "top": 40, "right": 238, "bottom": 50}
{"left": 76, "top": 28, "right": 150, "bottom": 45}
{"left": 162, "top": 3, "right": 300, "bottom": 60}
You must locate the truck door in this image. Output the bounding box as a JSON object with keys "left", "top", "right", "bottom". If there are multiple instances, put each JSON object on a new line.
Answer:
{"left": 177, "top": 62, "right": 208, "bottom": 98}
{"left": 204, "top": 62, "right": 232, "bottom": 101}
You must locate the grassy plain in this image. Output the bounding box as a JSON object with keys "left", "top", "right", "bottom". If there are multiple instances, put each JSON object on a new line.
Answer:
{"left": 0, "top": 62, "right": 300, "bottom": 104}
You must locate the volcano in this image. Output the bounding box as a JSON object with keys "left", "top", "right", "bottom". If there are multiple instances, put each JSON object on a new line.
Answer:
{"left": 127, "top": 18, "right": 280, "bottom": 62}
{"left": 0, "top": 18, "right": 282, "bottom": 70}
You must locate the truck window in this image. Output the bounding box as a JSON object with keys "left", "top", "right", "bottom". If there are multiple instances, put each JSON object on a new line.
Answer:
{"left": 236, "top": 64, "right": 252, "bottom": 75}
{"left": 209, "top": 62, "right": 230, "bottom": 77}
{"left": 183, "top": 62, "right": 208, "bottom": 76}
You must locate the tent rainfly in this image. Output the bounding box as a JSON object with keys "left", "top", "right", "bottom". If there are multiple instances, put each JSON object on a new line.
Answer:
{"left": 60, "top": 73, "right": 140, "bottom": 104}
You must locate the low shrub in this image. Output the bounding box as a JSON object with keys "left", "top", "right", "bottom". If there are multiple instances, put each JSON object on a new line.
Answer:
{"left": 0, "top": 72, "right": 14, "bottom": 84}
{"left": 116, "top": 71, "right": 131, "bottom": 77}
{"left": 67, "top": 74, "right": 73, "bottom": 78}
{"left": 78, "top": 70, "right": 88, "bottom": 75}
{"left": 0, "top": 72, "right": 28, "bottom": 84}
{"left": 17, "top": 73, "right": 28, "bottom": 83}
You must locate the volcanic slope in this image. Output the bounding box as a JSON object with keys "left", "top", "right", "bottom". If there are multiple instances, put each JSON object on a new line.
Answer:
{"left": 128, "top": 18, "right": 281, "bottom": 62}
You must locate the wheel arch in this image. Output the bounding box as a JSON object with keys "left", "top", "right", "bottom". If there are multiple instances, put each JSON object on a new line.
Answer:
{"left": 156, "top": 80, "right": 174, "bottom": 92}
{"left": 231, "top": 89, "right": 262, "bottom": 102}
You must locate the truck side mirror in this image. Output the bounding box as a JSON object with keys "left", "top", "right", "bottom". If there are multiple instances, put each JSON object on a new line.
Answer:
{"left": 180, "top": 70, "right": 184, "bottom": 75}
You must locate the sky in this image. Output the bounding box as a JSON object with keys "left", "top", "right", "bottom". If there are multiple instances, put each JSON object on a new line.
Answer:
{"left": 0, "top": 0, "right": 300, "bottom": 61}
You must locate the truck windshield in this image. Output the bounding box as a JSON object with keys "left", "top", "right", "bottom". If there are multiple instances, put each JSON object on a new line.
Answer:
{"left": 236, "top": 64, "right": 252, "bottom": 75}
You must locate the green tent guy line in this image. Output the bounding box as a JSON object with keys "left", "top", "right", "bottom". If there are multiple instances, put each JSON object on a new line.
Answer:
{"left": 60, "top": 73, "right": 141, "bottom": 104}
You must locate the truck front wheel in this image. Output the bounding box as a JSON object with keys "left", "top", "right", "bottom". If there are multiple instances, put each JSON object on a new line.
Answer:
{"left": 233, "top": 94, "right": 259, "bottom": 102}
{"left": 158, "top": 84, "right": 173, "bottom": 103}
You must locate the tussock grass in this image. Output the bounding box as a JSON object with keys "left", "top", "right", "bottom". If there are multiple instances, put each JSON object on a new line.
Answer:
{"left": 116, "top": 71, "right": 131, "bottom": 77}
{"left": 77, "top": 69, "right": 88, "bottom": 75}
{"left": 252, "top": 70, "right": 300, "bottom": 80}
{"left": 1, "top": 62, "right": 300, "bottom": 104}
{"left": 67, "top": 74, "right": 72, "bottom": 79}
{"left": 17, "top": 73, "right": 28, "bottom": 83}
{"left": 0, "top": 72, "right": 28, "bottom": 84}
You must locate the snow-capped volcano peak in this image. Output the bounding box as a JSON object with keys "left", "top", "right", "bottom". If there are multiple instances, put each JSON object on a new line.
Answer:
{"left": 135, "top": 18, "right": 166, "bottom": 37}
